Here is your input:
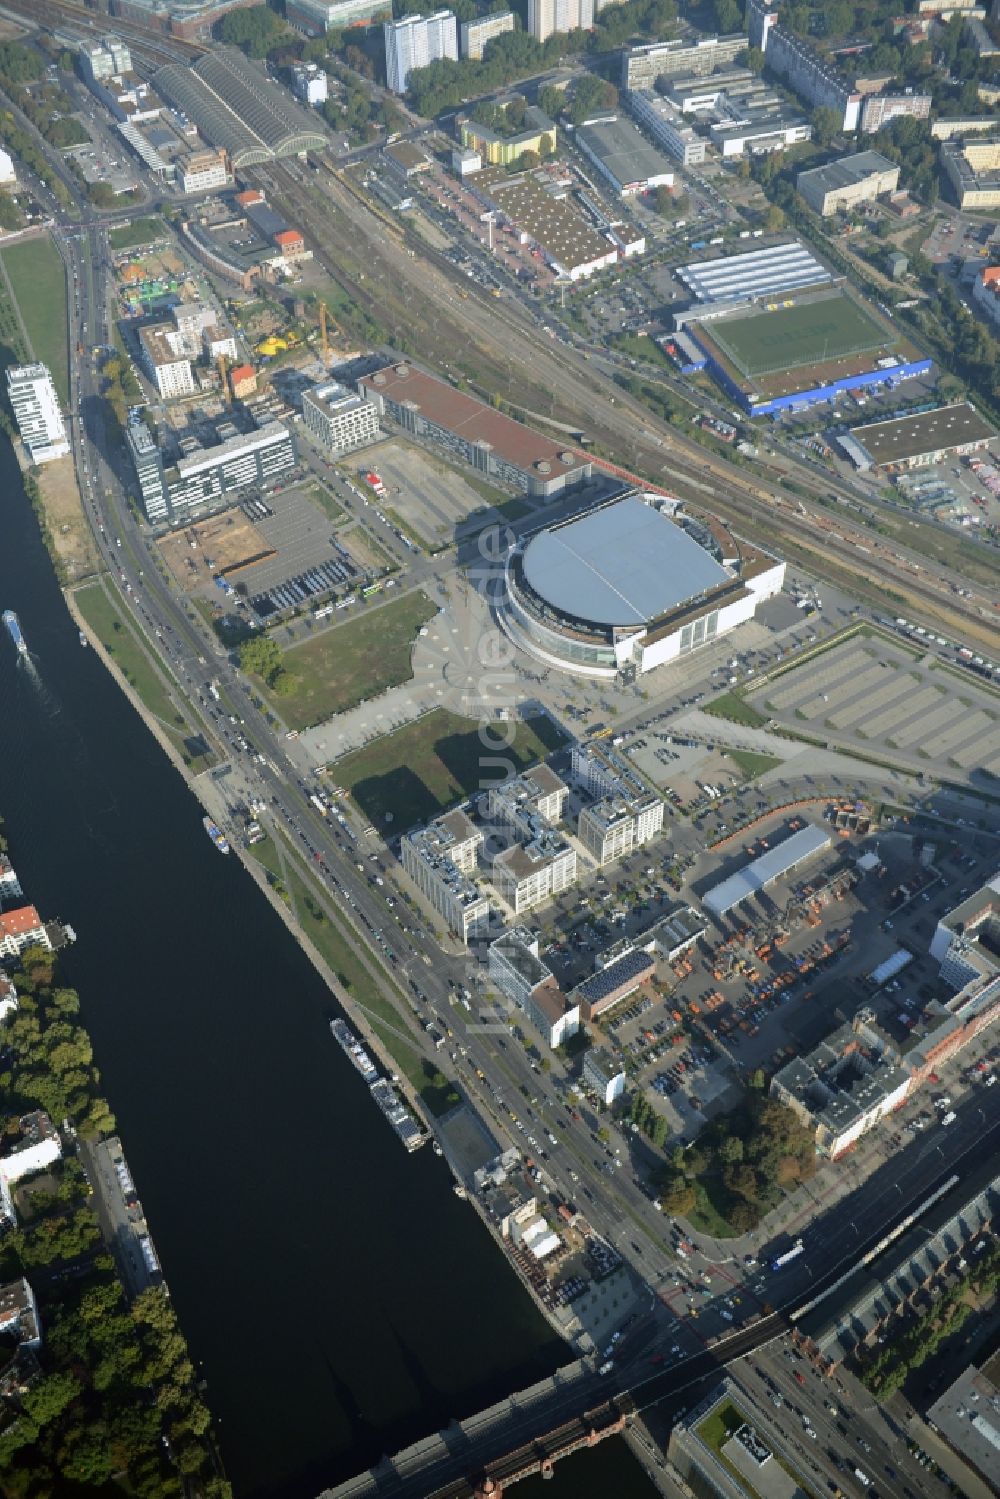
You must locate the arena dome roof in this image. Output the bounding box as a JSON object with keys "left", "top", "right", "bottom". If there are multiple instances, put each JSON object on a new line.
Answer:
{"left": 520, "top": 496, "right": 730, "bottom": 629}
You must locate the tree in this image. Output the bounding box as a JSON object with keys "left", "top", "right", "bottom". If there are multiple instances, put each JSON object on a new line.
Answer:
{"left": 713, "top": 0, "right": 741, "bottom": 32}
{"left": 513, "top": 149, "right": 540, "bottom": 171}
{"left": 746, "top": 45, "right": 765, "bottom": 74}
{"left": 23, "top": 1372, "right": 81, "bottom": 1428}
{"left": 811, "top": 106, "right": 842, "bottom": 149}
{"left": 219, "top": 6, "right": 284, "bottom": 58}
{"left": 764, "top": 203, "right": 786, "bottom": 233}
{"left": 660, "top": 1179, "right": 695, "bottom": 1215}
{"left": 238, "top": 634, "right": 282, "bottom": 679}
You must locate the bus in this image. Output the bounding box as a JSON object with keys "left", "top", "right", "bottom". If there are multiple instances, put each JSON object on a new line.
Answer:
{"left": 361, "top": 582, "right": 382, "bottom": 599}
{"left": 771, "top": 1238, "right": 804, "bottom": 1272}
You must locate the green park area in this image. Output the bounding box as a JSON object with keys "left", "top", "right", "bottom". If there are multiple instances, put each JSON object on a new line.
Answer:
{"left": 335, "top": 707, "right": 567, "bottom": 830}
{"left": 75, "top": 584, "right": 212, "bottom": 770}
{"left": 726, "top": 749, "right": 782, "bottom": 781}
{"left": 0, "top": 234, "right": 69, "bottom": 404}
{"left": 107, "top": 216, "right": 167, "bottom": 252}
{"left": 703, "top": 692, "right": 768, "bottom": 729}
{"left": 261, "top": 589, "right": 438, "bottom": 726}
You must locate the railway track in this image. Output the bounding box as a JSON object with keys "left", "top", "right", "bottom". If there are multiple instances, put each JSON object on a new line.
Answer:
{"left": 3, "top": 0, "right": 203, "bottom": 63}
{"left": 259, "top": 158, "right": 998, "bottom": 647}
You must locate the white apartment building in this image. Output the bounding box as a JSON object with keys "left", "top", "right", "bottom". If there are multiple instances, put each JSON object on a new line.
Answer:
{"left": 402, "top": 810, "right": 489, "bottom": 943}
{"left": 79, "top": 34, "right": 131, "bottom": 84}
{"left": 527, "top": 0, "right": 594, "bottom": 42}
{"left": 578, "top": 793, "right": 664, "bottom": 866}
{"left": 6, "top": 364, "right": 70, "bottom": 464}
{"left": 176, "top": 148, "right": 229, "bottom": 194}
{"left": 384, "top": 11, "right": 458, "bottom": 94}
{"left": 460, "top": 10, "right": 515, "bottom": 58}
{"left": 0, "top": 148, "right": 16, "bottom": 187}
{"left": 203, "top": 327, "right": 239, "bottom": 362}
{"left": 0, "top": 1113, "right": 62, "bottom": 1187}
{"left": 291, "top": 62, "right": 329, "bottom": 106}
{"left": 0, "top": 907, "right": 51, "bottom": 959}
{"left": 0, "top": 1279, "right": 41, "bottom": 1351}
{"left": 582, "top": 1048, "right": 626, "bottom": 1106}
{"left": 138, "top": 324, "right": 196, "bottom": 400}
{"left": 492, "top": 834, "right": 576, "bottom": 916}
{"left": 486, "top": 766, "right": 568, "bottom": 837}
{"left": 626, "top": 90, "right": 707, "bottom": 166}
{"left": 302, "top": 381, "right": 380, "bottom": 457}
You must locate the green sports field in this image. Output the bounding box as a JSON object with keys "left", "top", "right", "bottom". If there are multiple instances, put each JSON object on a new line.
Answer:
{"left": 709, "top": 293, "right": 893, "bottom": 378}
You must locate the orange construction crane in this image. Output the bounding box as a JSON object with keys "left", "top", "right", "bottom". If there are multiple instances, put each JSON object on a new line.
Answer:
{"left": 217, "top": 353, "right": 228, "bottom": 402}
{"left": 318, "top": 300, "right": 329, "bottom": 365}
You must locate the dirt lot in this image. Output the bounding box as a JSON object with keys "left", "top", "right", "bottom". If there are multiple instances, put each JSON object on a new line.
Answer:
{"left": 35, "top": 456, "right": 98, "bottom": 583}
{"left": 158, "top": 509, "right": 276, "bottom": 588}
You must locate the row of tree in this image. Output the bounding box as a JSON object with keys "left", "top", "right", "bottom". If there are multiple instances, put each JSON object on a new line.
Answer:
{"left": 629, "top": 1089, "right": 670, "bottom": 1148}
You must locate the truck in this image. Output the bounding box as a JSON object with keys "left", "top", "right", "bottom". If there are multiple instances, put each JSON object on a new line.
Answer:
{"left": 309, "top": 794, "right": 329, "bottom": 818}
{"left": 940, "top": 1110, "right": 957, "bottom": 1126}
{"left": 771, "top": 1238, "right": 805, "bottom": 1272}
{"left": 207, "top": 682, "right": 221, "bottom": 701}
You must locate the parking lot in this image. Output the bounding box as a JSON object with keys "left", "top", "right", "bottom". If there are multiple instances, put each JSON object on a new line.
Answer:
{"left": 749, "top": 632, "right": 1000, "bottom": 783}
{"left": 357, "top": 438, "right": 498, "bottom": 547}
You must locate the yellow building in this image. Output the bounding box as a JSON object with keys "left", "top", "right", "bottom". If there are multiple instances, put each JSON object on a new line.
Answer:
{"left": 459, "top": 105, "right": 556, "bottom": 167}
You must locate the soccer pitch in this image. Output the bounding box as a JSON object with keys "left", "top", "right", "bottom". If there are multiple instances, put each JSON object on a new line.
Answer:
{"left": 709, "top": 294, "right": 893, "bottom": 378}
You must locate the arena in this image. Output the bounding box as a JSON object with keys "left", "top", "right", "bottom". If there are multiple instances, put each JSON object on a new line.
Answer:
{"left": 499, "top": 492, "right": 785, "bottom": 679}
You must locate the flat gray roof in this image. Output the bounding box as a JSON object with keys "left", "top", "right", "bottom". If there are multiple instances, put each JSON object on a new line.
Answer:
{"left": 852, "top": 401, "right": 996, "bottom": 465}
{"left": 704, "top": 824, "right": 832, "bottom": 916}
{"left": 576, "top": 116, "right": 674, "bottom": 189}
{"left": 521, "top": 496, "right": 729, "bottom": 628}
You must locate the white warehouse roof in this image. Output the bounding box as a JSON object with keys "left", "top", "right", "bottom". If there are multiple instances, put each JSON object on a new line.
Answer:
{"left": 703, "top": 824, "right": 832, "bottom": 916}
{"left": 677, "top": 240, "right": 832, "bottom": 305}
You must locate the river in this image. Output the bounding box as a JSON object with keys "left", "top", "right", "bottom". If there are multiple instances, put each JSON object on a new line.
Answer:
{"left": 0, "top": 443, "right": 657, "bottom": 1498}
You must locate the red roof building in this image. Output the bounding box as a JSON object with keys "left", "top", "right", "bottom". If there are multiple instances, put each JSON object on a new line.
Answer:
{"left": 0, "top": 907, "right": 49, "bottom": 958}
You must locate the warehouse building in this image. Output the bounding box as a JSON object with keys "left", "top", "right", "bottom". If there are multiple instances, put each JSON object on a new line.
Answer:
{"left": 941, "top": 137, "right": 1000, "bottom": 209}
{"left": 574, "top": 115, "right": 674, "bottom": 196}
{"left": 621, "top": 34, "right": 745, "bottom": 91}
{"left": 501, "top": 492, "right": 785, "bottom": 679}
{"left": 846, "top": 402, "right": 996, "bottom": 471}
{"left": 483, "top": 171, "right": 619, "bottom": 279}
{"left": 302, "top": 381, "right": 380, "bottom": 457}
{"left": 675, "top": 240, "right": 833, "bottom": 309}
{"left": 153, "top": 48, "right": 327, "bottom": 167}
{"left": 703, "top": 824, "right": 832, "bottom": 918}
{"left": 797, "top": 151, "right": 899, "bottom": 216}
{"left": 575, "top": 947, "right": 656, "bottom": 1022}
{"left": 359, "top": 362, "right": 591, "bottom": 497}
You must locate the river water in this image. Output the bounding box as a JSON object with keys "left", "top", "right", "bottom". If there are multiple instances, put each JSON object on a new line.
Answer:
{"left": 0, "top": 445, "right": 657, "bottom": 1497}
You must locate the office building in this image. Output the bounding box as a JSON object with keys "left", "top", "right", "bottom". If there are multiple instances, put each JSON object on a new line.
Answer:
{"left": 941, "top": 138, "right": 1000, "bottom": 209}
{"left": 860, "top": 91, "right": 931, "bottom": 133}
{"left": 162, "top": 421, "right": 296, "bottom": 515}
{"left": 138, "top": 323, "right": 196, "bottom": 400}
{"left": 571, "top": 740, "right": 651, "bottom": 802}
{"left": 621, "top": 34, "right": 745, "bottom": 91}
{"left": 384, "top": 11, "right": 458, "bottom": 95}
{"left": 290, "top": 61, "right": 328, "bottom": 106}
{"left": 527, "top": 0, "right": 594, "bottom": 43}
{"left": 927, "top": 1365, "right": 1000, "bottom": 1493}
{"left": 931, "top": 116, "right": 996, "bottom": 140}
{"left": 176, "top": 147, "right": 229, "bottom": 194}
{"left": 492, "top": 835, "right": 576, "bottom": 915}
{"left": 488, "top": 928, "right": 579, "bottom": 1048}
{"left": 669, "top": 1380, "right": 818, "bottom": 1498}
{"left": 797, "top": 150, "right": 899, "bottom": 216}
{"left": 79, "top": 34, "right": 131, "bottom": 83}
{"left": 5, "top": 364, "right": 70, "bottom": 465}
{"left": 286, "top": 0, "right": 388, "bottom": 31}
{"left": 302, "top": 381, "right": 380, "bottom": 457}
{"left": 401, "top": 810, "right": 489, "bottom": 943}
{"left": 578, "top": 793, "right": 664, "bottom": 866}
{"left": 770, "top": 1010, "right": 911, "bottom": 1158}
{"left": 625, "top": 89, "right": 707, "bottom": 166}
{"left": 582, "top": 1048, "right": 625, "bottom": 1106}
{"left": 460, "top": 10, "right": 514, "bottom": 59}
{"left": 359, "top": 362, "right": 591, "bottom": 498}
{"left": 126, "top": 413, "right": 168, "bottom": 523}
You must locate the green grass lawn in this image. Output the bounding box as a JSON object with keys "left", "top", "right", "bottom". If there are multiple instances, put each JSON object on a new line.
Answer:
{"left": 335, "top": 707, "right": 567, "bottom": 830}
{"left": 1, "top": 235, "right": 69, "bottom": 405}
{"left": 703, "top": 692, "right": 768, "bottom": 728}
{"left": 76, "top": 584, "right": 212, "bottom": 770}
{"left": 107, "top": 216, "right": 167, "bottom": 252}
{"left": 266, "top": 589, "right": 437, "bottom": 727}
{"left": 711, "top": 291, "right": 890, "bottom": 377}
{"left": 306, "top": 482, "right": 346, "bottom": 526}
{"left": 725, "top": 749, "right": 782, "bottom": 781}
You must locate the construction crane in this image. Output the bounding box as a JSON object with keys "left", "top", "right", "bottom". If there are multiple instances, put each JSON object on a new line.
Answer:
{"left": 318, "top": 300, "right": 329, "bottom": 366}
{"left": 217, "top": 352, "right": 228, "bottom": 403}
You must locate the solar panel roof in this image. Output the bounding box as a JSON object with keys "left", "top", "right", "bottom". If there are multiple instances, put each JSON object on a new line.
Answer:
{"left": 521, "top": 496, "right": 729, "bottom": 628}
